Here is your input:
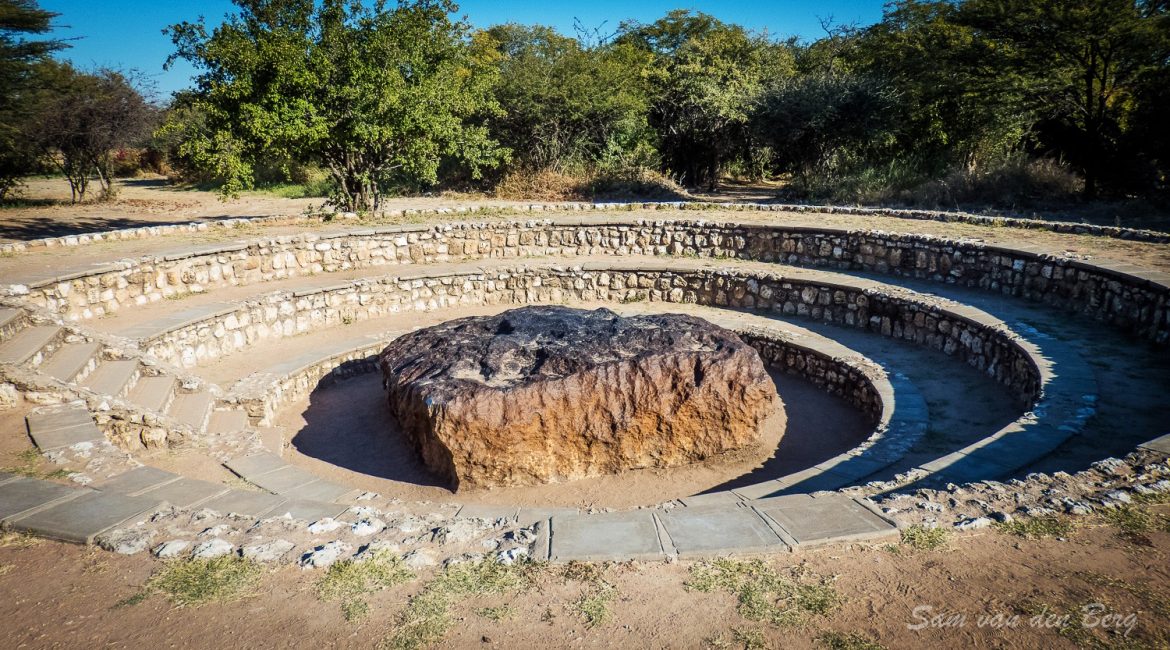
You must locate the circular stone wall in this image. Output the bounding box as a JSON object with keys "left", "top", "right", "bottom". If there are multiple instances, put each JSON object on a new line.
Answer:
{"left": 378, "top": 306, "right": 778, "bottom": 489}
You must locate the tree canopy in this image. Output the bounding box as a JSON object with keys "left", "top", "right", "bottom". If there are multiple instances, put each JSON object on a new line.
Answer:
{"left": 165, "top": 0, "right": 507, "bottom": 211}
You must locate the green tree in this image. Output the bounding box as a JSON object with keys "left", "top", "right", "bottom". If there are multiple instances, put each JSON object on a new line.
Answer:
{"left": 0, "top": 0, "right": 65, "bottom": 199}
{"left": 165, "top": 0, "right": 506, "bottom": 212}
{"left": 957, "top": 0, "right": 1170, "bottom": 197}
{"left": 484, "top": 23, "right": 653, "bottom": 173}
{"left": 26, "top": 62, "right": 156, "bottom": 202}
{"left": 619, "top": 10, "right": 787, "bottom": 190}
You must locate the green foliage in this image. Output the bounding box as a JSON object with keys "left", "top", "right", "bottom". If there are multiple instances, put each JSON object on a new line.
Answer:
{"left": 315, "top": 550, "right": 414, "bottom": 622}
{"left": 816, "top": 631, "right": 886, "bottom": 650}
{"left": 619, "top": 10, "right": 790, "bottom": 189}
{"left": 166, "top": 0, "right": 507, "bottom": 212}
{"left": 899, "top": 525, "right": 949, "bottom": 550}
{"left": 383, "top": 558, "right": 541, "bottom": 650}
{"left": 685, "top": 558, "right": 839, "bottom": 626}
{"left": 0, "top": 0, "right": 66, "bottom": 199}
{"left": 484, "top": 24, "right": 654, "bottom": 174}
{"left": 151, "top": 1, "right": 1170, "bottom": 206}
{"left": 994, "top": 515, "right": 1077, "bottom": 540}
{"left": 131, "top": 556, "right": 264, "bottom": 607}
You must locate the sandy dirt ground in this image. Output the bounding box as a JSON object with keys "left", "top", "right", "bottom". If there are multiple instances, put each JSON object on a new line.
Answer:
{"left": 3, "top": 180, "right": 1170, "bottom": 649}
{"left": 0, "top": 516, "right": 1166, "bottom": 649}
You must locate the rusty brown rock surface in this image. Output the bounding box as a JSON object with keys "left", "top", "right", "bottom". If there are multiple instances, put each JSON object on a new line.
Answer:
{"left": 378, "top": 306, "right": 778, "bottom": 489}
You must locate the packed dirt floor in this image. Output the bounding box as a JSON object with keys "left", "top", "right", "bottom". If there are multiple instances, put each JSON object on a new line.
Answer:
{"left": 2, "top": 177, "right": 1169, "bottom": 649}
{"left": 1, "top": 517, "right": 1168, "bottom": 649}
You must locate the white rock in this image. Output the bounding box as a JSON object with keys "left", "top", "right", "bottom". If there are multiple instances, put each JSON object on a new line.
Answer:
{"left": 351, "top": 519, "right": 385, "bottom": 536}
{"left": 497, "top": 547, "right": 528, "bottom": 565}
{"left": 401, "top": 549, "right": 437, "bottom": 569}
{"left": 1104, "top": 490, "right": 1132, "bottom": 504}
{"left": 355, "top": 540, "right": 400, "bottom": 561}
{"left": 152, "top": 540, "right": 190, "bottom": 558}
{"left": 200, "top": 524, "right": 234, "bottom": 537}
{"left": 432, "top": 518, "right": 488, "bottom": 544}
{"left": 241, "top": 539, "right": 295, "bottom": 563}
{"left": 98, "top": 528, "right": 155, "bottom": 555}
{"left": 953, "top": 517, "right": 992, "bottom": 531}
{"left": 299, "top": 541, "right": 351, "bottom": 569}
{"left": 307, "top": 518, "right": 344, "bottom": 534}
{"left": 191, "top": 538, "right": 235, "bottom": 559}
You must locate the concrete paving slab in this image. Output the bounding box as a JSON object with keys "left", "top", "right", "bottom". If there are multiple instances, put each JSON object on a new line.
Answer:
{"left": 93, "top": 466, "right": 179, "bottom": 494}
{"left": 246, "top": 466, "right": 319, "bottom": 493}
{"left": 27, "top": 422, "right": 104, "bottom": 451}
{"left": 517, "top": 507, "right": 578, "bottom": 527}
{"left": 272, "top": 499, "right": 350, "bottom": 522}
{"left": 754, "top": 494, "right": 896, "bottom": 547}
{"left": 26, "top": 406, "right": 93, "bottom": 433}
{"left": 8, "top": 491, "right": 163, "bottom": 544}
{"left": 201, "top": 490, "right": 288, "bottom": 518}
{"left": 81, "top": 359, "right": 138, "bottom": 396}
{"left": 168, "top": 391, "right": 213, "bottom": 429}
{"left": 0, "top": 325, "right": 60, "bottom": 365}
{"left": 279, "top": 479, "right": 357, "bottom": 503}
{"left": 0, "top": 478, "right": 87, "bottom": 522}
{"left": 137, "top": 477, "right": 229, "bottom": 508}
{"left": 224, "top": 452, "right": 287, "bottom": 479}
{"left": 456, "top": 504, "right": 519, "bottom": 521}
{"left": 207, "top": 409, "right": 250, "bottom": 434}
{"left": 550, "top": 511, "right": 664, "bottom": 561}
{"left": 730, "top": 479, "right": 786, "bottom": 500}
{"left": 1139, "top": 433, "right": 1170, "bottom": 455}
{"left": 678, "top": 491, "right": 744, "bottom": 507}
{"left": 40, "top": 342, "right": 99, "bottom": 382}
{"left": 659, "top": 505, "right": 788, "bottom": 557}
{"left": 127, "top": 375, "right": 176, "bottom": 413}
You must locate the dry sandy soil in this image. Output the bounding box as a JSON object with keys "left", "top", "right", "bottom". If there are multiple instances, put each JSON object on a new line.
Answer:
{"left": 1, "top": 517, "right": 1167, "bottom": 649}
{"left": 2, "top": 178, "right": 1169, "bottom": 649}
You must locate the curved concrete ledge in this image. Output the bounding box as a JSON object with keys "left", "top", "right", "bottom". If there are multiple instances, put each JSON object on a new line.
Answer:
{"left": 141, "top": 261, "right": 1043, "bottom": 406}
{"left": 11, "top": 219, "right": 1166, "bottom": 345}
{"left": 1, "top": 201, "right": 1165, "bottom": 258}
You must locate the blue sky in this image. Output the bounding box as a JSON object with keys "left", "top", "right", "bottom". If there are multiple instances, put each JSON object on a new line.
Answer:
{"left": 40, "top": 1, "right": 886, "bottom": 100}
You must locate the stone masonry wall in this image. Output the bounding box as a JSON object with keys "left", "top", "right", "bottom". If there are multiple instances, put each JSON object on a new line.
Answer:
{"left": 14, "top": 220, "right": 1167, "bottom": 344}
{"left": 193, "top": 266, "right": 1038, "bottom": 420}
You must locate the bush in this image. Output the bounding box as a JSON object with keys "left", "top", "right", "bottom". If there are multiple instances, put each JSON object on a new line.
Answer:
{"left": 493, "top": 166, "right": 687, "bottom": 201}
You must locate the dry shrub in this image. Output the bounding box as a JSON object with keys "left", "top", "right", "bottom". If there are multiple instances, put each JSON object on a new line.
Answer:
{"left": 903, "top": 157, "right": 1083, "bottom": 209}
{"left": 494, "top": 167, "right": 688, "bottom": 202}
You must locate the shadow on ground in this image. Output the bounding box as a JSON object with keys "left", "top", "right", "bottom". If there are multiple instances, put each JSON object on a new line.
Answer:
{"left": 290, "top": 368, "right": 870, "bottom": 495}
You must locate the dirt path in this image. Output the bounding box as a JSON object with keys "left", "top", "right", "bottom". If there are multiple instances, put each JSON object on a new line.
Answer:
{"left": 1, "top": 515, "right": 1166, "bottom": 649}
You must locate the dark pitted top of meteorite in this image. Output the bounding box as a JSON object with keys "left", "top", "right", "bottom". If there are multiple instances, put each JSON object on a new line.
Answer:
{"left": 380, "top": 306, "right": 745, "bottom": 391}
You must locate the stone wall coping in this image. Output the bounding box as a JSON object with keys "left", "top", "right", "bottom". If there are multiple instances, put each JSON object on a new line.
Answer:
{"left": 3, "top": 201, "right": 1167, "bottom": 259}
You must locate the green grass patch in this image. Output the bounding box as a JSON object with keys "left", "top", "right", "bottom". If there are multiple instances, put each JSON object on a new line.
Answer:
{"left": 124, "top": 556, "right": 264, "bottom": 607}
{"left": 316, "top": 550, "right": 414, "bottom": 622}
{"left": 816, "top": 630, "right": 887, "bottom": 650}
{"left": 994, "top": 515, "right": 1077, "bottom": 539}
{"left": 704, "top": 628, "right": 768, "bottom": 649}
{"left": 3, "top": 449, "right": 73, "bottom": 481}
{"left": 685, "top": 558, "right": 839, "bottom": 626}
{"left": 899, "top": 525, "right": 949, "bottom": 550}
{"left": 1099, "top": 504, "right": 1170, "bottom": 544}
{"left": 572, "top": 582, "right": 617, "bottom": 628}
{"left": 382, "top": 558, "right": 542, "bottom": 650}
{"left": 475, "top": 604, "right": 515, "bottom": 621}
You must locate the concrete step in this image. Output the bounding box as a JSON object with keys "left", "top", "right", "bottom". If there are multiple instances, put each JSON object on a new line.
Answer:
{"left": 126, "top": 375, "right": 176, "bottom": 413}
{"left": 39, "top": 342, "right": 100, "bottom": 382}
{"left": 167, "top": 391, "right": 213, "bottom": 430}
{"left": 0, "top": 308, "right": 25, "bottom": 338}
{"left": 81, "top": 359, "right": 140, "bottom": 398}
{"left": 207, "top": 409, "right": 250, "bottom": 435}
{"left": 7, "top": 490, "right": 165, "bottom": 544}
{"left": 0, "top": 325, "right": 61, "bottom": 365}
